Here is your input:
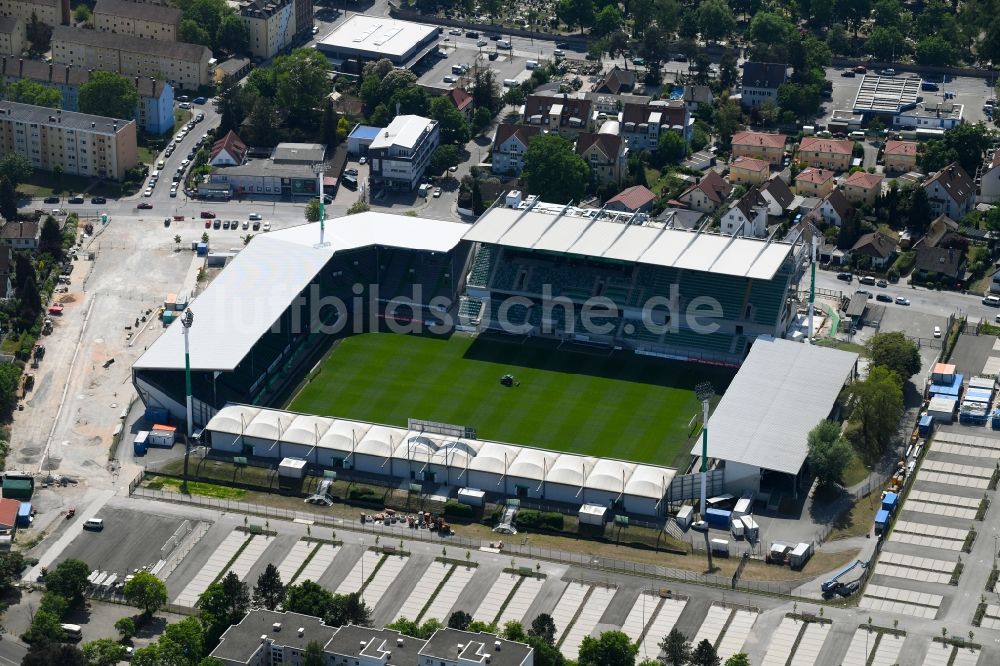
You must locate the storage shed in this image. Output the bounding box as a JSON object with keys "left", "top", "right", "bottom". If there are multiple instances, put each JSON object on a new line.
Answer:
{"left": 578, "top": 503, "right": 608, "bottom": 525}
{"left": 928, "top": 396, "right": 957, "bottom": 423}
{"left": 0, "top": 476, "right": 32, "bottom": 501}
{"left": 148, "top": 424, "right": 176, "bottom": 447}
{"left": 278, "top": 457, "right": 307, "bottom": 479}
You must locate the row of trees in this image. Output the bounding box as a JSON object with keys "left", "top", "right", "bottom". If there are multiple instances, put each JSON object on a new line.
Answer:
{"left": 177, "top": 0, "right": 249, "bottom": 54}
{"left": 1, "top": 71, "right": 142, "bottom": 121}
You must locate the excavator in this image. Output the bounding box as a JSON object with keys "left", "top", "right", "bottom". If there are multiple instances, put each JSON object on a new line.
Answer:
{"left": 821, "top": 559, "right": 869, "bottom": 597}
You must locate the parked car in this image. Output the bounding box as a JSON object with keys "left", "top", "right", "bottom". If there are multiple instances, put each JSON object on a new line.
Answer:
{"left": 934, "top": 326, "right": 942, "bottom": 337}
{"left": 222, "top": 220, "right": 230, "bottom": 229}
{"left": 263, "top": 222, "right": 271, "bottom": 231}
{"left": 841, "top": 70, "right": 856, "bottom": 77}
{"left": 193, "top": 96, "right": 206, "bottom": 104}
{"left": 895, "top": 296, "right": 910, "bottom": 305}
{"left": 137, "top": 202, "right": 153, "bottom": 209}
{"left": 880, "top": 68, "right": 896, "bottom": 76}
{"left": 249, "top": 212, "right": 262, "bottom": 220}
{"left": 433, "top": 188, "right": 442, "bottom": 198}
{"left": 876, "top": 279, "right": 888, "bottom": 288}
{"left": 213, "top": 219, "right": 221, "bottom": 229}
{"left": 242, "top": 220, "right": 250, "bottom": 230}
{"left": 345, "top": 168, "right": 358, "bottom": 176}
{"left": 553, "top": 48, "right": 564, "bottom": 56}
{"left": 205, "top": 220, "right": 211, "bottom": 228}
{"left": 876, "top": 293, "right": 893, "bottom": 302}
{"left": 854, "top": 65, "right": 867, "bottom": 73}
{"left": 836, "top": 272, "right": 853, "bottom": 282}
{"left": 90, "top": 196, "right": 106, "bottom": 204}
{"left": 68, "top": 196, "right": 84, "bottom": 204}
{"left": 43, "top": 196, "right": 59, "bottom": 204}
{"left": 252, "top": 221, "right": 261, "bottom": 231}
{"left": 200, "top": 211, "right": 215, "bottom": 218}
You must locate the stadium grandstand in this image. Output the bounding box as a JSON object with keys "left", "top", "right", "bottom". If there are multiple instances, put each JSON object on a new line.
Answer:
{"left": 461, "top": 193, "right": 808, "bottom": 365}
{"left": 132, "top": 214, "right": 473, "bottom": 427}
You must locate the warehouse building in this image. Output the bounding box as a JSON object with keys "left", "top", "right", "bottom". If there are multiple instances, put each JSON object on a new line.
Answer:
{"left": 314, "top": 14, "right": 439, "bottom": 71}
{"left": 203, "top": 404, "right": 677, "bottom": 517}
{"left": 690, "top": 336, "right": 858, "bottom": 496}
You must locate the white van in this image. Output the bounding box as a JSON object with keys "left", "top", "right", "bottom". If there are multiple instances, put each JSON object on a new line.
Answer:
{"left": 497, "top": 40, "right": 512, "bottom": 49}
{"left": 83, "top": 518, "right": 104, "bottom": 530}
{"left": 502, "top": 78, "right": 518, "bottom": 87}
{"left": 849, "top": 130, "right": 865, "bottom": 141}
{"left": 525, "top": 60, "right": 539, "bottom": 69}
{"left": 61, "top": 624, "right": 83, "bottom": 640}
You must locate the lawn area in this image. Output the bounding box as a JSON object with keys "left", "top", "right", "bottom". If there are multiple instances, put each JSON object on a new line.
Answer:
{"left": 17, "top": 171, "right": 93, "bottom": 197}
{"left": 146, "top": 474, "right": 247, "bottom": 500}
{"left": 827, "top": 490, "right": 881, "bottom": 541}
{"left": 815, "top": 338, "right": 866, "bottom": 355}
{"left": 288, "top": 333, "right": 735, "bottom": 467}
{"left": 138, "top": 145, "right": 157, "bottom": 165}
{"left": 841, "top": 449, "right": 870, "bottom": 487}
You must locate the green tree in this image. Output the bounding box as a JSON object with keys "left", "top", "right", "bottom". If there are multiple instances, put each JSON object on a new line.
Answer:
{"left": 807, "top": 420, "right": 853, "bottom": 487}
{"left": 747, "top": 11, "right": 794, "bottom": 58}
{"left": 23, "top": 643, "right": 85, "bottom": 666}
{"left": 0, "top": 551, "right": 25, "bottom": 593}
{"left": 695, "top": 0, "right": 735, "bottom": 42}
{"left": 305, "top": 197, "right": 323, "bottom": 222}
{"left": 557, "top": 0, "right": 595, "bottom": 34}
{"left": 182, "top": 0, "right": 229, "bottom": 48}
{"left": 503, "top": 84, "right": 526, "bottom": 107}
{"left": 180, "top": 18, "right": 212, "bottom": 45}
{"left": 656, "top": 132, "right": 687, "bottom": 165}
{"left": 905, "top": 186, "right": 933, "bottom": 234}
{"left": 865, "top": 26, "right": 906, "bottom": 62}
{"left": 691, "top": 638, "right": 721, "bottom": 666}
{"left": 522, "top": 134, "right": 589, "bottom": 204}
{"left": 302, "top": 641, "right": 325, "bottom": 666}
{"left": 430, "top": 144, "right": 461, "bottom": 175}
{"left": 346, "top": 200, "right": 371, "bottom": 215}
{"left": 6, "top": 80, "right": 61, "bottom": 108}
{"left": 429, "top": 96, "right": 470, "bottom": 144}
{"left": 158, "top": 617, "right": 205, "bottom": 666}
{"left": 849, "top": 366, "right": 904, "bottom": 461}
{"left": 777, "top": 82, "right": 823, "bottom": 119}
{"left": 660, "top": 627, "right": 691, "bottom": 666}
{"left": 713, "top": 99, "right": 742, "bottom": 145}
{"left": 216, "top": 13, "right": 249, "bottom": 53}
{"left": 472, "top": 106, "right": 492, "bottom": 136}
{"left": 866, "top": 331, "right": 921, "bottom": 384}
{"left": 326, "top": 592, "right": 371, "bottom": 627}
{"left": 253, "top": 563, "right": 285, "bottom": 611}
{"left": 22, "top": 610, "right": 65, "bottom": 645}
{"left": 0, "top": 176, "right": 17, "bottom": 222}
{"left": 592, "top": 5, "right": 623, "bottom": 36}
{"left": 915, "top": 36, "right": 956, "bottom": 65}
{"left": 25, "top": 12, "right": 52, "bottom": 56}
{"left": 79, "top": 72, "right": 139, "bottom": 120}
{"left": 385, "top": 617, "right": 443, "bottom": 639}
{"left": 199, "top": 659, "right": 226, "bottom": 666}
{"left": 198, "top": 572, "right": 250, "bottom": 646}
{"left": 725, "top": 655, "right": 752, "bottom": 666}
{"left": 73, "top": 4, "right": 91, "bottom": 23}
{"left": 39, "top": 216, "right": 62, "bottom": 259}
{"left": 124, "top": 571, "right": 168, "bottom": 617}
{"left": 284, "top": 579, "right": 336, "bottom": 617}
{"left": 115, "top": 616, "right": 137, "bottom": 641}
{"left": 0, "top": 153, "right": 32, "bottom": 187}
{"left": 471, "top": 68, "right": 501, "bottom": 114}
{"left": 214, "top": 75, "right": 252, "bottom": 136}
{"left": 578, "top": 630, "right": 637, "bottom": 666}
{"left": 448, "top": 610, "right": 473, "bottom": 630}
{"left": 45, "top": 558, "right": 91, "bottom": 602}
{"left": 82, "top": 638, "right": 127, "bottom": 666}
{"left": 527, "top": 635, "right": 566, "bottom": 666}
{"left": 274, "top": 49, "right": 330, "bottom": 127}
{"left": 501, "top": 621, "right": 527, "bottom": 642}
{"left": 836, "top": 0, "right": 872, "bottom": 36}
{"left": 529, "top": 614, "right": 557, "bottom": 645}
{"left": 321, "top": 99, "right": 339, "bottom": 148}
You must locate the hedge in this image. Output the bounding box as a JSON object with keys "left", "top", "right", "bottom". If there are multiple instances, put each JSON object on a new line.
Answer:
{"left": 348, "top": 487, "right": 381, "bottom": 502}
{"left": 514, "top": 510, "right": 564, "bottom": 531}
{"left": 443, "top": 500, "right": 474, "bottom": 519}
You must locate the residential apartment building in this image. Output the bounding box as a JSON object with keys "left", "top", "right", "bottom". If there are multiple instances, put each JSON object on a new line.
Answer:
{"left": 0, "top": 219, "right": 38, "bottom": 249}
{"left": 0, "top": 16, "right": 22, "bottom": 56}
{"left": 677, "top": 170, "right": 729, "bottom": 213}
{"left": 883, "top": 140, "right": 918, "bottom": 173}
{"left": 523, "top": 93, "right": 592, "bottom": 137}
{"left": 805, "top": 189, "right": 854, "bottom": 227}
{"left": 924, "top": 162, "right": 975, "bottom": 220}
{"left": 979, "top": 152, "right": 1000, "bottom": 204}
{"left": 239, "top": 0, "right": 296, "bottom": 60}
{"left": 575, "top": 131, "right": 626, "bottom": 186}
{"left": 839, "top": 171, "right": 883, "bottom": 206}
{"left": 794, "top": 167, "right": 835, "bottom": 197}
{"left": 620, "top": 99, "right": 691, "bottom": 150}
{"left": 52, "top": 26, "right": 214, "bottom": 90}
{"left": 0, "top": 101, "right": 138, "bottom": 180}
{"left": 729, "top": 155, "right": 769, "bottom": 186}
{"left": 0, "top": 0, "right": 68, "bottom": 27}
{"left": 491, "top": 123, "right": 540, "bottom": 176}
{"left": 93, "top": 0, "right": 180, "bottom": 42}
{"left": 797, "top": 137, "right": 853, "bottom": 172}
{"left": 730, "top": 130, "right": 785, "bottom": 165}
{"left": 1, "top": 57, "right": 173, "bottom": 134}
{"left": 368, "top": 114, "right": 439, "bottom": 191}
{"left": 739, "top": 61, "right": 787, "bottom": 109}
{"left": 210, "top": 610, "right": 533, "bottom": 666}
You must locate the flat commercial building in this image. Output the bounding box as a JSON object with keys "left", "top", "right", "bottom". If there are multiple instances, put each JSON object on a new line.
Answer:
{"left": 368, "top": 114, "right": 439, "bottom": 191}
{"left": 0, "top": 0, "right": 68, "bottom": 27}
{"left": 93, "top": 0, "right": 181, "bottom": 42}
{"left": 51, "top": 25, "right": 214, "bottom": 90}
{"left": 315, "top": 14, "right": 438, "bottom": 69}
{"left": 852, "top": 73, "right": 920, "bottom": 115}
{"left": 0, "top": 57, "right": 174, "bottom": 134}
{"left": 0, "top": 101, "right": 138, "bottom": 180}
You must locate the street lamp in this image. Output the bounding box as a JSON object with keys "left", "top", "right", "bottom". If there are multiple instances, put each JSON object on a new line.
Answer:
{"left": 695, "top": 381, "right": 714, "bottom": 517}
{"left": 311, "top": 161, "right": 332, "bottom": 248}
{"left": 181, "top": 308, "right": 195, "bottom": 489}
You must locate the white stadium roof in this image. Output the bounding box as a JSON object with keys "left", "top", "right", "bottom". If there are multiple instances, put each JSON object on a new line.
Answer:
{"left": 465, "top": 205, "right": 793, "bottom": 280}
{"left": 132, "top": 214, "right": 468, "bottom": 373}
{"left": 205, "top": 406, "right": 676, "bottom": 500}
{"left": 690, "top": 337, "right": 858, "bottom": 475}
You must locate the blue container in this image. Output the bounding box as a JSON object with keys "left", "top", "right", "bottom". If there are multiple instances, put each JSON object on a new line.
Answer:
{"left": 705, "top": 508, "right": 731, "bottom": 527}
{"left": 875, "top": 508, "right": 890, "bottom": 533}
{"left": 196, "top": 242, "right": 208, "bottom": 256}
{"left": 16, "top": 502, "right": 31, "bottom": 527}
{"left": 133, "top": 440, "right": 147, "bottom": 456}
{"left": 881, "top": 492, "right": 899, "bottom": 514}
{"left": 145, "top": 407, "right": 168, "bottom": 423}
{"left": 918, "top": 414, "right": 933, "bottom": 436}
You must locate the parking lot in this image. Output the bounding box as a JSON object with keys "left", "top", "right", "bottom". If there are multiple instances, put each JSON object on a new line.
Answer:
{"left": 415, "top": 46, "right": 535, "bottom": 92}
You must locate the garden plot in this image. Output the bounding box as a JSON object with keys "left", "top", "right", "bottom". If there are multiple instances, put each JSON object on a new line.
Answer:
{"left": 692, "top": 604, "right": 730, "bottom": 649}
{"left": 888, "top": 520, "right": 969, "bottom": 551}
{"left": 362, "top": 554, "right": 409, "bottom": 609}
{"left": 860, "top": 585, "right": 942, "bottom": 619}
{"left": 760, "top": 616, "right": 806, "bottom": 665}
{"left": 293, "top": 544, "right": 339, "bottom": 584}
{"left": 223, "top": 535, "right": 273, "bottom": 580}
{"left": 550, "top": 582, "right": 590, "bottom": 645}
{"left": 978, "top": 604, "right": 1000, "bottom": 628}
{"left": 874, "top": 551, "right": 957, "bottom": 585}
{"left": 840, "top": 628, "right": 904, "bottom": 666}
{"left": 633, "top": 597, "right": 687, "bottom": 661}
{"left": 496, "top": 575, "right": 545, "bottom": 626}
{"left": 716, "top": 609, "right": 758, "bottom": 661}
{"left": 335, "top": 550, "right": 382, "bottom": 595}
{"left": 172, "top": 530, "right": 247, "bottom": 607}
{"left": 394, "top": 560, "right": 449, "bottom": 621}
{"left": 276, "top": 540, "right": 313, "bottom": 583}
{"left": 421, "top": 564, "right": 476, "bottom": 622}
{"left": 558, "top": 585, "right": 617, "bottom": 661}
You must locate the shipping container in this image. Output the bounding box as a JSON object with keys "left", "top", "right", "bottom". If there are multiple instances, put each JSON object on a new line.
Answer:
{"left": 918, "top": 414, "right": 934, "bottom": 437}
{"left": 789, "top": 542, "right": 813, "bottom": 569}
{"left": 578, "top": 503, "right": 608, "bottom": 525}
{"left": 148, "top": 424, "right": 176, "bottom": 448}
{"left": 145, "top": 407, "right": 169, "bottom": 423}
{"left": 710, "top": 538, "right": 730, "bottom": 556}
{"left": 881, "top": 492, "right": 899, "bottom": 514}
{"left": 732, "top": 493, "right": 753, "bottom": 519}
{"left": 17, "top": 502, "right": 31, "bottom": 527}
{"left": 675, "top": 505, "right": 693, "bottom": 529}
{"left": 196, "top": 242, "right": 208, "bottom": 256}
{"left": 874, "top": 508, "right": 890, "bottom": 534}
{"left": 741, "top": 515, "right": 759, "bottom": 542}
{"left": 457, "top": 487, "right": 485, "bottom": 507}
{"left": 278, "top": 457, "right": 307, "bottom": 479}
{"left": 705, "top": 508, "right": 731, "bottom": 527}
{"left": 730, "top": 517, "right": 744, "bottom": 538}
{"left": 164, "top": 293, "right": 177, "bottom": 310}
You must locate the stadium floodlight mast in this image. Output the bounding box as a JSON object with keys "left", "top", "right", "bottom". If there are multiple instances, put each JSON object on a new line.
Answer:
{"left": 312, "top": 161, "right": 333, "bottom": 248}
{"left": 695, "top": 381, "right": 714, "bottom": 517}
{"left": 181, "top": 308, "right": 195, "bottom": 489}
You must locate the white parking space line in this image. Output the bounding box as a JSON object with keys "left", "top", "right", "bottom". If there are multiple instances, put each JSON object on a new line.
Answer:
{"left": 550, "top": 583, "right": 591, "bottom": 645}
{"left": 980, "top": 604, "right": 1000, "bottom": 627}
{"left": 888, "top": 521, "right": 969, "bottom": 551}
{"left": 761, "top": 616, "right": 802, "bottom": 666}
{"left": 716, "top": 609, "right": 758, "bottom": 661}
{"left": 395, "top": 561, "right": 450, "bottom": 621}
{"left": 336, "top": 550, "right": 382, "bottom": 596}
{"left": 840, "top": 628, "right": 878, "bottom": 666}
{"left": 922, "top": 641, "right": 953, "bottom": 666}
{"left": 497, "top": 574, "right": 545, "bottom": 626}
{"left": 172, "top": 530, "right": 246, "bottom": 607}
{"left": 872, "top": 633, "right": 904, "bottom": 666}
{"left": 933, "top": 442, "right": 1000, "bottom": 458}
{"left": 294, "top": 544, "right": 339, "bottom": 585}
{"left": 861, "top": 584, "right": 942, "bottom": 619}
{"left": 363, "top": 554, "right": 408, "bottom": 610}
{"left": 904, "top": 500, "right": 978, "bottom": 520}
{"left": 920, "top": 460, "right": 994, "bottom": 478}
{"left": 276, "top": 540, "right": 313, "bottom": 584}
{"left": 224, "top": 535, "right": 272, "bottom": 580}
{"left": 793, "top": 621, "right": 832, "bottom": 666}
{"left": 620, "top": 592, "right": 659, "bottom": 644}
{"left": 879, "top": 551, "right": 957, "bottom": 573}
{"left": 951, "top": 646, "right": 981, "bottom": 666}
{"left": 916, "top": 470, "right": 989, "bottom": 488}
{"left": 422, "top": 564, "right": 476, "bottom": 622}
{"left": 934, "top": 431, "right": 1000, "bottom": 451}
{"left": 692, "top": 604, "right": 731, "bottom": 649}
{"left": 475, "top": 571, "right": 521, "bottom": 623}
{"left": 874, "top": 562, "right": 952, "bottom": 585}
{"left": 908, "top": 490, "right": 980, "bottom": 509}
{"left": 559, "top": 585, "right": 616, "bottom": 661}
{"left": 637, "top": 598, "right": 686, "bottom": 661}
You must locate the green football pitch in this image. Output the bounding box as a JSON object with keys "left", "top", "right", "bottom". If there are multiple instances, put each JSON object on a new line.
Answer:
{"left": 288, "top": 333, "right": 735, "bottom": 467}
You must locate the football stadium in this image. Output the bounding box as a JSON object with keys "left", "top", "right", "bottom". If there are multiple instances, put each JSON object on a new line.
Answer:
{"left": 132, "top": 197, "right": 857, "bottom": 515}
